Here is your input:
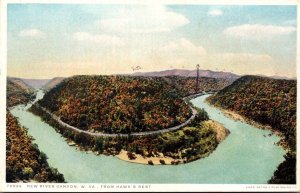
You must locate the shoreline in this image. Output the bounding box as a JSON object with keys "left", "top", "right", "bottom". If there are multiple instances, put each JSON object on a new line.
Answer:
{"left": 62, "top": 120, "right": 230, "bottom": 166}
{"left": 204, "top": 120, "right": 230, "bottom": 143}
{"left": 116, "top": 120, "right": 229, "bottom": 165}
{"left": 116, "top": 150, "right": 183, "bottom": 165}
{"left": 204, "top": 99, "right": 291, "bottom": 153}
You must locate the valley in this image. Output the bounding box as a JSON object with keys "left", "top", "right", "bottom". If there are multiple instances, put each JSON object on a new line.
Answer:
{"left": 6, "top": 79, "right": 65, "bottom": 182}
{"left": 9, "top": 86, "right": 285, "bottom": 183}
{"left": 5, "top": 73, "right": 295, "bottom": 184}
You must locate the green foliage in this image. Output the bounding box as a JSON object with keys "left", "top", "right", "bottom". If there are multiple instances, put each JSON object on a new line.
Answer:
{"left": 268, "top": 153, "right": 296, "bottom": 184}
{"left": 38, "top": 152, "right": 48, "bottom": 163}
{"left": 95, "top": 138, "right": 104, "bottom": 152}
{"left": 189, "top": 108, "right": 209, "bottom": 126}
{"left": 124, "top": 125, "right": 217, "bottom": 162}
{"left": 22, "top": 167, "right": 34, "bottom": 179}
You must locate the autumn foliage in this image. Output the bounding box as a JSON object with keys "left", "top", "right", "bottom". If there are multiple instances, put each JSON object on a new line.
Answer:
{"left": 38, "top": 75, "right": 230, "bottom": 134}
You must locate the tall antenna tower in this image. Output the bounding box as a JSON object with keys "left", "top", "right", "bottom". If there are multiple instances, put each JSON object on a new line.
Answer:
{"left": 196, "top": 64, "right": 200, "bottom": 93}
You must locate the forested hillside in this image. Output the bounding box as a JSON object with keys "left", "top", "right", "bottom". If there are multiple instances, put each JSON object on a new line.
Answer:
{"left": 39, "top": 75, "right": 191, "bottom": 133}
{"left": 21, "top": 78, "right": 50, "bottom": 89}
{"left": 165, "top": 76, "right": 232, "bottom": 95}
{"left": 38, "top": 75, "right": 230, "bottom": 134}
{"left": 7, "top": 78, "right": 35, "bottom": 107}
{"left": 6, "top": 78, "right": 34, "bottom": 107}
{"left": 6, "top": 111, "right": 65, "bottom": 182}
{"left": 42, "top": 77, "right": 65, "bottom": 91}
{"left": 207, "top": 75, "right": 296, "bottom": 184}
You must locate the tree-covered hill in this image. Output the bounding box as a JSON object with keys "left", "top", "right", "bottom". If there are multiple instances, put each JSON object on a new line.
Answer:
{"left": 7, "top": 78, "right": 35, "bottom": 107}
{"left": 30, "top": 102, "right": 229, "bottom": 164}
{"left": 207, "top": 75, "right": 296, "bottom": 184}
{"left": 42, "top": 77, "right": 65, "bottom": 91}
{"left": 38, "top": 75, "right": 230, "bottom": 134}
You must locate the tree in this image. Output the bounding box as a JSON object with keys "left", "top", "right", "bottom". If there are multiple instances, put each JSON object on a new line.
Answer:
{"left": 22, "top": 167, "right": 34, "bottom": 179}
{"left": 95, "top": 138, "right": 104, "bottom": 152}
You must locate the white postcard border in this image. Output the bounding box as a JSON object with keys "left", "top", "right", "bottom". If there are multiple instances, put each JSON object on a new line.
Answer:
{"left": 0, "top": 0, "right": 299, "bottom": 192}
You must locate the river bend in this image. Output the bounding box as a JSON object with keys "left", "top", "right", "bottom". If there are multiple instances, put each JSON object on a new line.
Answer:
{"left": 10, "top": 90, "right": 285, "bottom": 183}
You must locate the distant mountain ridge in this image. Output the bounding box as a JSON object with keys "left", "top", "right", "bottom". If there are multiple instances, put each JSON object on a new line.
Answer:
{"left": 21, "top": 78, "right": 51, "bottom": 89}
{"left": 128, "top": 69, "right": 295, "bottom": 80}
{"left": 8, "top": 77, "right": 66, "bottom": 90}
{"left": 7, "top": 77, "right": 33, "bottom": 92}
{"left": 129, "top": 69, "right": 240, "bottom": 80}
{"left": 260, "top": 74, "right": 296, "bottom": 80}
{"left": 42, "top": 77, "right": 65, "bottom": 91}
{"left": 8, "top": 77, "right": 51, "bottom": 90}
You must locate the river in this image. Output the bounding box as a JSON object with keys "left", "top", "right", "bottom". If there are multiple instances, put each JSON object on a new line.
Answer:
{"left": 10, "top": 90, "right": 285, "bottom": 184}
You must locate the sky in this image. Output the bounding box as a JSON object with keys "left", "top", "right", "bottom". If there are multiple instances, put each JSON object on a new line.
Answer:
{"left": 7, "top": 4, "right": 297, "bottom": 79}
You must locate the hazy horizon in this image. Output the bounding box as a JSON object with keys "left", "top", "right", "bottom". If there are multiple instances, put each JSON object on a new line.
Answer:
{"left": 7, "top": 67, "right": 297, "bottom": 81}
{"left": 8, "top": 4, "right": 297, "bottom": 79}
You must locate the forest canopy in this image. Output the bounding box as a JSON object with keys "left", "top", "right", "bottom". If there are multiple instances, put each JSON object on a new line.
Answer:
{"left": 38, "top": 75, "right": 229, "bottom": 134}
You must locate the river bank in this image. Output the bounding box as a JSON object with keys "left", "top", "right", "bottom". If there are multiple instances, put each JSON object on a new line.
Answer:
{"left": 116, "top": 120, "right": 229, "bottom": 165}
{"left": 116, "top": 150, "right": 181, "bottom": 165}
{"left": 204, "top": 100, "right": 290, "bottom": 153}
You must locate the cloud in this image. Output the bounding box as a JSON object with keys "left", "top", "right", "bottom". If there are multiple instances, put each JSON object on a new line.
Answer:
{"left": 154, "top": 43, "right": 281, "bottom": 77}
{"left": 224, "top": 24, "right": 296, "bottom": 39}
{"left": 160, "top": 38, "right": 206, "bottom": 55}
{"left": 205, "top": 52, "right": 278, "bottom": 76}
{"left": 283, "top": 19, "right": 296, "bottom": 26}
{"left": 73, "top": 32, "right": 125, "bottom": 46}
{"left": 18, "top": 29, "right": 45, "bottom": 38}
{"left": 148, "top": 38, "right": 208, "bottom": 69}
{"left": 208, "top": 9, "right": 223, "bottom": 16}
{"left": 96, "top": 18, "right": 132, "bottom": 32}
{"left": 142, "top": 44, "right": 282, "bottom": 77}
{"left": 95, "top": 5, "right": 189, "bottom": 33}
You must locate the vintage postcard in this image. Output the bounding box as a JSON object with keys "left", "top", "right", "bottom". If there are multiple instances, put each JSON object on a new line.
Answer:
{"left": 0, "top": 0, "right": 299, "bottom": 192}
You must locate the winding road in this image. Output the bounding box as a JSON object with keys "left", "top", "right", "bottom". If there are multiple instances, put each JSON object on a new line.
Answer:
{"left": 34, "top": 92, "right": 204, "bottom": 137}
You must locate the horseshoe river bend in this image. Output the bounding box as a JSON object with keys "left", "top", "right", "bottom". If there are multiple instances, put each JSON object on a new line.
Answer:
{"left": 10, "top": 90, "right": 285, "bottom": 183}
